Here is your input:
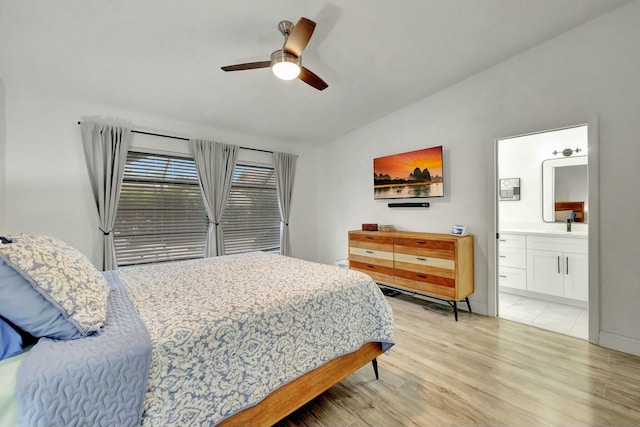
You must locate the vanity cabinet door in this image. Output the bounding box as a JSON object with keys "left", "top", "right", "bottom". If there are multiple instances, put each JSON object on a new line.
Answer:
{"left": 527, "top": 249, "right": 564, "bottom": 297}
{"left": 563, "top": 252, "right": 589, "bottom": 301}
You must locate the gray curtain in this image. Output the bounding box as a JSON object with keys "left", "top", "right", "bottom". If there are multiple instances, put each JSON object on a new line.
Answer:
{"left": 273, "top": 152, "right": 297, "bottom": 256}
{"left": 190, "top": 139, "right": 239, "bottom": 257}
{"left": 81, "top": 122, "right": 132, "bottom": 271}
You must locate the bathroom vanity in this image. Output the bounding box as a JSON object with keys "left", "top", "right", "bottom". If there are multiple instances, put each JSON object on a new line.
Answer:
{"left": 498, "top": 230, "right": 588, "bottom": 306}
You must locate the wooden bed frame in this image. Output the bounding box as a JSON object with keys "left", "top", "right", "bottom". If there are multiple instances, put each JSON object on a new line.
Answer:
{"left": 218, "top": 341, "right": 384, "bottom": 427}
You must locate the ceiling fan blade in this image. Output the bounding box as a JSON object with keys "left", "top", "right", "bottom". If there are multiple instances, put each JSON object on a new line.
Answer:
{"left": 221, "top": 61, "right": 271, "bottom": 72}
{"left": 299, "top": 66, "right": 328, "bottom": 91}
{"left": 283, "top": 17, "right": 316, "bottom": 57}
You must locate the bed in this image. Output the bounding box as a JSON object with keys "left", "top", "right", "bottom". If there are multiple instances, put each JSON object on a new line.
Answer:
{"left": 0, "top": 235, "right": 394, "bottom": 426}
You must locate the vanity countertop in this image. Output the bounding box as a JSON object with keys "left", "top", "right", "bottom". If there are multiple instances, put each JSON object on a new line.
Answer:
{"left": 500, "top": 229, "right": 588, "bottom": 238}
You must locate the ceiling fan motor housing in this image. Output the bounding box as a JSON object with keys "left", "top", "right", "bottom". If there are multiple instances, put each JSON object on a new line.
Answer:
{"left": 270, "top": 50, "right": 301, "bottom": 80}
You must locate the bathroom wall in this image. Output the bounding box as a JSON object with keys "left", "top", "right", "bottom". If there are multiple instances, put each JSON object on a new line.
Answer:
{"left": 498, "top": 125, "right": 588, "bottom": 233}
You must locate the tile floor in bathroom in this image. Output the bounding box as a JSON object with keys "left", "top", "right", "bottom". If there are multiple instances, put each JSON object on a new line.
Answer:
{"left": 499, "top": 292, "right": 588, "bottom": 340}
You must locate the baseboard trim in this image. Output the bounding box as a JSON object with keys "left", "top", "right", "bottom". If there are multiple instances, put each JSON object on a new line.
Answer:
{"left": 599, "top": 331, "right": 640, "bottom": 357}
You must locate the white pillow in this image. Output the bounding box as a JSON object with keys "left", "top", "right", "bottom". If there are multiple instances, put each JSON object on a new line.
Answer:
{"left": 555, "top": 210, "right": 573, "bottom": 222}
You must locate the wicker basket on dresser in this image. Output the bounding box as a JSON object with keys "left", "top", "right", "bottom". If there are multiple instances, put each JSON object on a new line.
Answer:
{"left": 348, "top": 230, "right": 474, "bottom": 321}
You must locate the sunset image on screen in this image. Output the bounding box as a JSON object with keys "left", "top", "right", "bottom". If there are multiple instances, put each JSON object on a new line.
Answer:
{"left": 373, "top": 146, "right": 444, "bottom": 199}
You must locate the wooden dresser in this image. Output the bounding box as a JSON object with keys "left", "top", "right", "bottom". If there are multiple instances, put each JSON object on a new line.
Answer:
{"left": 348, "top": 230, "right": 474, "bottom": 320}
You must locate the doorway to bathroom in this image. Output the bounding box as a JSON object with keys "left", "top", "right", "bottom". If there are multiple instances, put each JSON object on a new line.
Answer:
{"left": 496, "top": 124, "right": 592, "bottom": 340}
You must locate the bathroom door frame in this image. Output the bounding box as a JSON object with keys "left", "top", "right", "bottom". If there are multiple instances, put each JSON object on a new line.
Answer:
{"left": 489, "top": 116, "right": 600, "bottom": 344}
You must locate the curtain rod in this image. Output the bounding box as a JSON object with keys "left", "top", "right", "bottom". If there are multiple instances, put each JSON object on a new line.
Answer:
{"left": 77, "top": 121, "right": 273, "bottom": 154}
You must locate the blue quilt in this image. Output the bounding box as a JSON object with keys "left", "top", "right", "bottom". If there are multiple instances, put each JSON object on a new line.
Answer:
{"left": 15, "top": 271, "right": 152, "bottom": 427}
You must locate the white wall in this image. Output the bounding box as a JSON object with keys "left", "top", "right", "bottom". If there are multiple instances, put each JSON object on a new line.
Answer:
{"left": 0, "top": 78, "right": 5, "bottom": 229}
{"left": 315, "top": 1, "right": 640, "bottom": 354}
{"left": 2, "top": 88, "right": 317, "bottom": 264}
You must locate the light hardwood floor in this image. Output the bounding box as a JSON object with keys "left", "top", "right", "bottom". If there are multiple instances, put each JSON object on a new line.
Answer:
{"left": 276, "top": 294, "right": 640, "bottom": 427}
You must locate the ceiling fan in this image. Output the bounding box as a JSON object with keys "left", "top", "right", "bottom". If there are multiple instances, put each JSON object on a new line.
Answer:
{"left": 221, "top": 17, "right": 328, "bottom": 91}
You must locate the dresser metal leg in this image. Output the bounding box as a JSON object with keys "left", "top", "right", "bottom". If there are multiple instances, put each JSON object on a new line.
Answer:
{"left": 465, "top": 297, "right": 472, "bottom": 314}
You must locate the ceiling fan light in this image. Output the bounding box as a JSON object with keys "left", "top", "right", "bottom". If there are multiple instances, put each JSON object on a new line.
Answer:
{"left": 271, "top": 51, "right": 301, "bottom": 80}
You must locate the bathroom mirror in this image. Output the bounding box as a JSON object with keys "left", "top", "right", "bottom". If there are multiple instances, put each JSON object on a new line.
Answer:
{"left": 542, "top": 156, "right": 588, "bottom": 223}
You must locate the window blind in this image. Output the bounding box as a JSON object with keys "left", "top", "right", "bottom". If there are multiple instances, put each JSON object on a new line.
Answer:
{"left": 114, "top": 151, "right": 208, "bottom": 266}
{"left": 221, "top": 163, "right": 281, "bottom": 255}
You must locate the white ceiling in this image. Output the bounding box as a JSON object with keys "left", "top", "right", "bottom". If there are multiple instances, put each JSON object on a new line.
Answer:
{"left": 0, "top": 0, "right": 632, "bottom": 145}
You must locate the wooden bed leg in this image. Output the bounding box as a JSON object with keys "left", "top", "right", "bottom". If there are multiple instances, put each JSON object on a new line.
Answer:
{"left": 371, "top": 358, "right": 379, "bottom": 380}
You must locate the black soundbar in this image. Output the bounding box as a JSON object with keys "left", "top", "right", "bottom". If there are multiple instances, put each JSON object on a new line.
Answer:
{"left": 387, "top": 202, "right": 430, "bottom": 208}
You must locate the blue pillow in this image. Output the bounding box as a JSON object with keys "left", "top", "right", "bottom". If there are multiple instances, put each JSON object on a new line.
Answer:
{"left": 0, "top": 236, "right": 109, "bottom": 338}
{"left": 0, "top": 257, "right": 83, "bottom": 340}
{"left": 0, "top": 317, "right": 23, "bottom": 360}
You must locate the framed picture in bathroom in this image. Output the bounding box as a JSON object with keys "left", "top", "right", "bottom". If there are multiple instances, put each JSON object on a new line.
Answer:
{"left": 499, "top": 178, "right": 520, "bottom": 201}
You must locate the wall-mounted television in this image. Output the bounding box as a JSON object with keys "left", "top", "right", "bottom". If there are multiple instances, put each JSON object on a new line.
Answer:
{"left": 373, "top": 146, "right": 444, "bottom": 200}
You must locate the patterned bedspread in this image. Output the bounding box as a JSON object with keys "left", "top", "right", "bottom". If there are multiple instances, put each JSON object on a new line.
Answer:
{"left": 120, "top": 252, "right": 394, "bottom": 426}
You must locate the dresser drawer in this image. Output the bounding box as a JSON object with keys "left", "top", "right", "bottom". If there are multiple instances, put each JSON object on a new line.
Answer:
{"left": 394, "top": 271, "right": 456, "bottom": 299}
{"left": 497, "top": 233, "right": 525, "bottom": 249}
{"left": 394, "top": 252, "right": 455, "bottom": 270}
{"left": 349, "top": 247, "right": 394, "bottom": 268}
{"left": 349, "top": 260, "right": 395, "bottom": 285}
{"left": 498, "top": 246, "right": 526, "bottom": 269}
{"left": 498, "top": 266, "right": 526, "bottom": 290}
{"left": 349, "top": 232, "right": 394, "bottom": 245}
{"left": 393, "top": 237, "right": 455, "bottom": 259}
{"left": 349, "top": 233, "right": 393, "bottom": 253}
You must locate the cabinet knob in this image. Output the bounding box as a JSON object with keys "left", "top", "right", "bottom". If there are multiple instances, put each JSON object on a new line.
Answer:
{"left": 366, "top": 250, "right": 374, "bottom": 254}
{"left": 416, "top": 257, "right": 427, "bottom": 261}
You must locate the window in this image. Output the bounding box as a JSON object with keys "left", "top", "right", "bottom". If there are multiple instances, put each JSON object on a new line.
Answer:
{"left": 114, "top": 151, "right": 208, "bottom": 266}
{"left": 221, "top": 163, "right": 281, "bottom": 255}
